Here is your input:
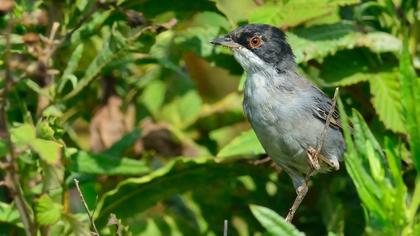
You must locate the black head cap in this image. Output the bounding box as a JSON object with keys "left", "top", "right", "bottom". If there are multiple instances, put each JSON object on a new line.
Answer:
{"left": 212, "top": 24, "right": 296, "bottom": 71}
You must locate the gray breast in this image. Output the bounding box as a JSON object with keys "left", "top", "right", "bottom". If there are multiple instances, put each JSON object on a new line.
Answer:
{"left": 243, "top": 71, "right": 311, "bottom": 173}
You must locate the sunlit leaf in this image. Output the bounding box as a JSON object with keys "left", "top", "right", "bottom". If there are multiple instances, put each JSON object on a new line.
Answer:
{"left": 0, "top": 202, "right": 22, "bottom": 227}
{"left": 140, "top": 80, "right": 167, "bottom": 117}
{"left": 213, "top": 0, "right": 257, "bottom": 23}
{"left": 35, "top": 195, "right": 63, "bottom": 225}
{"left": 10, "top": 124, "right": 36, "bottom": 146}
{"left": 250, "top": 204, "right": 304, "bottom": 236}
{"left": 175, "top": 11, "right": 230, "bottom": 58}
{"left": 370, "top": 73, "right": 405, "bottom": 133}
{"left": 249, "top": 0, "right": 359, "bottom": 27}
{"left": 289, "top": 22, "right": 401, "bottom": 64}
{"left": 339, "top": 103, "right": 408, "bottom": 234}
{"left": 61, "top": 213, "right": 90, "bottom": 236}
{"left": 31, "top": 139, "right": 62, "bottom": 164}
{"left": 217, "top": 129, "right": 265, "bottom": 159}
{"left": 399, "top": 37, "right": 420, "bottom": 172}
{"left": 160, "top": 90, "right": 203, "bottom": 129}
{"left": 69, "top": 150, "right": 149, "bottom": 175}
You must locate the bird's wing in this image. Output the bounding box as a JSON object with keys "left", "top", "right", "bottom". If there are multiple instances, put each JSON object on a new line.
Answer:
{"left": 310, "top": 86, "right": 342, "bottom": 131}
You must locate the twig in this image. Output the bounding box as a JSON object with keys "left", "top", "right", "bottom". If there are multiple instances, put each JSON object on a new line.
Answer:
{"left": 223, "top": 219, "right": 228, "bottom": 236}
{"left": 285, "top": 87, "right": 340, "bottom": 223}
{"left": 285, "top": 182, "right": 308, "bottom": 223}
{"left": 1, "top": 15, "right": 36, "bottom": 236}
{"left": 73, "top": 179, "right": 100, "bottom": 236}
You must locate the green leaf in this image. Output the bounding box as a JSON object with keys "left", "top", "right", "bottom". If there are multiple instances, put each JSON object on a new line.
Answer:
{"left": 10, "top": 124, "right": 36, "bottom": 146}
{"left": 63, "top": 29, "right": 127, "bottom": 100}
{"left": 319, "top": 49, "right": 396, "bottom": 86}
{"left": 120, "top": 0, "right": 219, "bottom": 21}
{"left": 369, "top": 73, "right": 406, "bottom": 133}
{"left": 0, "top": 139, "right": 8, "bottom": 157}
{"left": 69, "top": 150, "right": 149, "bottom": 175}
{"left": 249, "top": 205, "right": 304, "bottom": 236}
{"left": 217, "top": 129, "right": 265, "bottom": 159}
{"left": 213, "top": 0, "right": 257, "bottom": 23}
{"left": 160, "top": 90, "right": 203, "bottom": 129}
{"left": 61, "top": 213, "right": 90, "bottom": 236}
{"left": 61, "top": 44, "right": 84, "bottom": 80}
{"left": 70, "top": 11, "right": 111, "bottom": 44}
{"left": 76, "top": 0, "right": 88, "bottom": 11}
{"left": 24, "top": 79, "right": 50, "bottom": 98}
{"left": 58, "top": 44, "right": 84, "bottom": 92}
{"left": 399, "top": 37, "right": 420, "bottom": 172}
{"left": 103, "top": 128, "right": 142, "bottom": 157}
{"left": 338, "top": 103, "right": 407, "bottom": 233}
{"left": 31, "top": 139, "right": 62, "bottom": 164}
{"left": 95, "top": 157, "right": 264, "bottom": 226}
{"left": 35, "top": 195, "right": 63, "bottom": 226}
{"left": 0, "top": 202, "right": 22, "bottom": 227}
{"left": 249, "top": 0, "right": 359, "bottom": 27}
{"left": 288, "top": 22, "right": 401, "bottom": 64}
{"left": 175, "top": 11, "right": 230, "bottom": 58}
{"left": 140, "top": 80, "right": 167, "bottom": 117}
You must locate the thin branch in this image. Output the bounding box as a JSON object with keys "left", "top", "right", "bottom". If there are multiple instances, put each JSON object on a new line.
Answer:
{"left": 1, "top": 15, "right": 36, "bottom": 236}
{"left": 285, "top": 87, "right": 340, "bottom": 223}
{"left": 285, "top": 183, "right": 308, "bottom": 223}
{"left": 73, "top": 179, "right": 100, "bottom": 236}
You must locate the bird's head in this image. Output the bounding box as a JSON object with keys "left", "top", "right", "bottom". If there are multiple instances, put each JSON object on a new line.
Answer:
{"left": 211, "top": 24, "right": 296, "bottom": 73}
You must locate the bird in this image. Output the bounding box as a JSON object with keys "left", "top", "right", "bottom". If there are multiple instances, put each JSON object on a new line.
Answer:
{"left": 211, "top": 24, "right": 345, "bottom": 222}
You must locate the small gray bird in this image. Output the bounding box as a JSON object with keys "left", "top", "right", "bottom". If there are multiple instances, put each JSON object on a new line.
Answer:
{"left": 211, "top": 24, "right": 345, "bottom": 221}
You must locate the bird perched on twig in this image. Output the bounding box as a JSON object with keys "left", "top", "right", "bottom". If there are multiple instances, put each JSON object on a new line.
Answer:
{"left": 211, "top": 24, "right": 345, "bottom": 222}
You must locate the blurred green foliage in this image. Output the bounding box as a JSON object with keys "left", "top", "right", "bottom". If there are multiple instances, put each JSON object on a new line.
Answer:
{"left": 0, "top": 0, "right": 419, "bottom": 235}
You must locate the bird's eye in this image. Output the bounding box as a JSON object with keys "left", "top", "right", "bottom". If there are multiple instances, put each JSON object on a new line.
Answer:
{"left": 249, "top": 36, "right": 262, "bottom": 48}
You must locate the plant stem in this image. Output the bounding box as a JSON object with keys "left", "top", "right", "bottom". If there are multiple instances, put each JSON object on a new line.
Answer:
{"left": 74, "top": 179, "right": 100, "bottom": 235}
{"left": 1, "top": 15, "right": 36, "bottom": 236}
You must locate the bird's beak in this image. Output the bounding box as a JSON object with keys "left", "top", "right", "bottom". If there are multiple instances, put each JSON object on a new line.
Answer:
{"left": 210, "top": 36, "right": 240, "bottom": 48}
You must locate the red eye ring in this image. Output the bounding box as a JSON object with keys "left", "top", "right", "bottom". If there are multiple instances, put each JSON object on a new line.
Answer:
{"left": 249, "top": 36, "right": 262, "bottom": 48}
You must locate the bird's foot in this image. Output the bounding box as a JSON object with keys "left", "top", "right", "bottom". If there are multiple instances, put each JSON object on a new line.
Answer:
{"left": 307, "top": 147, "right": 320, "bottom": 171}
{"left": 307, "top": 146, "right": 338, "bottom": 171}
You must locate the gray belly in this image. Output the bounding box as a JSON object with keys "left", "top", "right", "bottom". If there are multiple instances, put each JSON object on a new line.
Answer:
{"left": 243, "top": 92, "right": 311, "bottom": 174}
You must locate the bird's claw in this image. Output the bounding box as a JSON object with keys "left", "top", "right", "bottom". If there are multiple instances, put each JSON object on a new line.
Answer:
{"left": 307, "top": 146, "right": 338, "bottom": 171}
{"left": 307, "top": 147, "right": 320, "bottom": 171}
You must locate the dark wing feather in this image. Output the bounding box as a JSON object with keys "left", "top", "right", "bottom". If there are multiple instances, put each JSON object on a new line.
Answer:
{"left": 310, "top": 86, "right": 342, "bottom": 131}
